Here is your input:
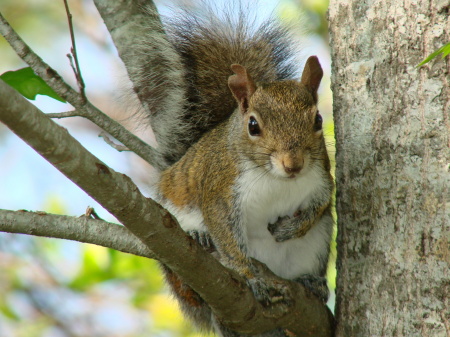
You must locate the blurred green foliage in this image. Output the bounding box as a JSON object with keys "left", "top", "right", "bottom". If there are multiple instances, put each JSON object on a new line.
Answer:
{"left": 279, "top": 0, "right": 329, "bottom": 39}
{"left": 0, "top": 194, "right": 202, "bottom": 336}
{"left": 0, "top": 0, "right": 68, "bottom": 71}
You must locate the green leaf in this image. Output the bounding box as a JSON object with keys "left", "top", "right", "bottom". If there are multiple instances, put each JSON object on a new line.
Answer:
{"left": 0, "top": 67, "right": 66, "bottom": 102}
{"left": 417, "top": 42, "right": 450, "bottom": 67}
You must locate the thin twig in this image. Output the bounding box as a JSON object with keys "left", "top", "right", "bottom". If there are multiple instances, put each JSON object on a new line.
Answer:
{"left": 84, "top": 206, "right": 102, "bottom": 220}
{"left": 99, "top": 131, "right": 130, "bottom": 152}
{"left": 47, "top": 110, "right": 81, "bottom": 118}
{"left": 0, "top": 12, "right": 164, "bottom": 170}
{"left": 63, "top": 0, "right": 87, "bottom": 102}
{"left": 67, "top": 53, "right": 79, "bottom": 82}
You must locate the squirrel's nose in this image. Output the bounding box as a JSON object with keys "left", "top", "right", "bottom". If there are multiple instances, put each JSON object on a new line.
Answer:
{"left": 281, "top": 154, "right": 304, "bottom": 175}
{"left": 283, "top": 164, "right": 302, "bottom": 174}
{"left": 282, "top": 158, "right": 303, "bottom": 174}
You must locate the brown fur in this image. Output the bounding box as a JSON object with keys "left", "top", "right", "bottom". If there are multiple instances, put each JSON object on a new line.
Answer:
{"left": 138, "top": 6, "right": 299, "bottom": 168}
{"left": 143, "top": 6, "right": 332, "bottom": 334}
{"left": 158, "top": 61, "right": 332, "bottom": 335}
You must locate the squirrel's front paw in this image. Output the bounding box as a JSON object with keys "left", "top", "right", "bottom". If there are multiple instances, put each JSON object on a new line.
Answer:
{"left": 268, "top": 214, "right": 313, "bottom": 242}
{"left": 268, "top": 216, "right": 299, "bottom": 242}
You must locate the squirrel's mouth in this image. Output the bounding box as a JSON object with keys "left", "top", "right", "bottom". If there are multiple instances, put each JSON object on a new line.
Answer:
{"left": 268, "top": 167, "right": 301, "bottom": 180}
{"left": 270, "top": 170, "right": 300, "bottom": 180}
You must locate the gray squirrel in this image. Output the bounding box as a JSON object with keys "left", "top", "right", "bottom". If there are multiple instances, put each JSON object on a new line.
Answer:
{"left": 133, "top": 4, "right": 334, "bottom": 336}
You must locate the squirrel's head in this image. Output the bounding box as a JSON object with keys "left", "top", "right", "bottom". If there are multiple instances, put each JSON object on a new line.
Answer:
{"left": 228, "top": 56, "right": 325, "bottom": 179}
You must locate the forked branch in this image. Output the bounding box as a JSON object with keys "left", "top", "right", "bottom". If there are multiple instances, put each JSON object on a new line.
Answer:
{"left": 0, "top": 11, "right": 164, "bottom": 170}
{"left": 0, "top": 79, "right": 333, "bottom": 336}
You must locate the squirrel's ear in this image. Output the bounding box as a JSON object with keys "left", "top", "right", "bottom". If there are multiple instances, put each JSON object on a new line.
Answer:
{"left": 228, "top": 64, "right": 256, "bottom": 113}
{"left": 300, "top": 56, "right": 323, "bottom": 103}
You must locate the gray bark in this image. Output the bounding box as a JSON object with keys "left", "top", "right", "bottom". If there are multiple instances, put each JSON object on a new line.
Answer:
{"left": 329, "top": 0, "right": 449, "bottom": 336}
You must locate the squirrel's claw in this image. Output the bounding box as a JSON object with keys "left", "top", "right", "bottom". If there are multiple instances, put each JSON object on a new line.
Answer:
{"left": 187, "top": 230, "right": 216, "bottom": 252}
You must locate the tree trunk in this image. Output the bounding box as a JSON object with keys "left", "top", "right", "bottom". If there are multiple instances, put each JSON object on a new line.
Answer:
{"left": 329, "top": 1, "right": 449, "bottom": 336}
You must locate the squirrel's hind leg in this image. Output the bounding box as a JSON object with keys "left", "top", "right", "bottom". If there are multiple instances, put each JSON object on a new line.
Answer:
{"left": 294, "top": 275, "right": 329, "bottom": 303}
{"left": 159, "top": 264, "right": 214, "bottom": 332}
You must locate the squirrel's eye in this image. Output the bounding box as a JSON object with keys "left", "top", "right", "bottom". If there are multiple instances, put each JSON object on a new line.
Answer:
{"left": 314, "top": 113, "right": 323, "bottom": 131}
{"left": 248, "top": 116, "right": 261, "bottom": 136}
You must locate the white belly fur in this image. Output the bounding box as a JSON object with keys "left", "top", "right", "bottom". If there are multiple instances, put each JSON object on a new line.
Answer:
{"left": 236, "top": 165, "right": 332, "bottom": 279}
{"left": 158, "top": 165, "right": 332, "bottom": 280}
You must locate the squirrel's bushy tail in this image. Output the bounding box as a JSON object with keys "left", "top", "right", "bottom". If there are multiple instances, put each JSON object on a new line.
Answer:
{"left": 136, "top": 4, "right": 298, "bottom": 169}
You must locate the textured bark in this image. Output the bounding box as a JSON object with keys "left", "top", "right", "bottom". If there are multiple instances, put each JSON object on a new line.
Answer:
{"left": 329, "top": 1, "right": 449, "bottom": 336}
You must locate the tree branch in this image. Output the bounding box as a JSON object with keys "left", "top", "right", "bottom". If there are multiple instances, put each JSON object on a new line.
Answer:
{"left": 0, "top": 11, "right": 165, "bottom": 170}
{"left": 99, "top": 131, "right": 130, "bottom": 152}
{"left": 0, "top": 209, "right": 155, "bottom": 259}
{"left": 0, "top": 79, "right": 333, "bottom": 336}
{"left": 46, "top": 110, "right": 81, "bottom": 118}
{"left": 92, "top": 0, "right": 163, "bottom": 117}
{"left": 92, "top": 0, "right": 191, "bottom": 170}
